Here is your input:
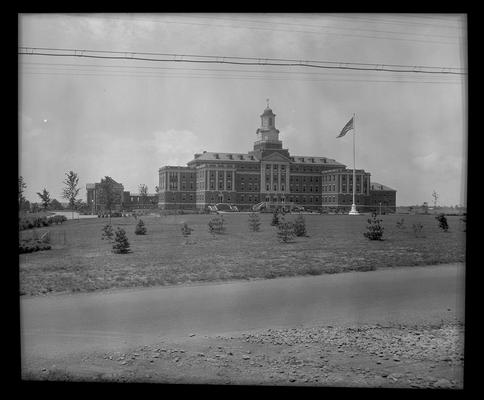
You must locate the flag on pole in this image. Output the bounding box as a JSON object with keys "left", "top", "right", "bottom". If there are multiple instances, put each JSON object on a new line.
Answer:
{"left": 336, "top": 116, "right": 354, "bottom": 138}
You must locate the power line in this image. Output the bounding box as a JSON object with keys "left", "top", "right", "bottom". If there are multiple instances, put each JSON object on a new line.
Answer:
{"left": 82, "top": 15, "right": 460, "bottom": 45}
{"left": 320, "top": 13, "right": 465, "bottom": 29}
{"left": 20, "top": 61, "right": 464, "bottom": 84}
{"left": 172, "top": 14, "right": 464, "bottom": 39}
{"left": 18, "top": 48, "right": 467, "bottom": 75}
{"left": 21, "top": 70, "right": 463, "bottom": 85}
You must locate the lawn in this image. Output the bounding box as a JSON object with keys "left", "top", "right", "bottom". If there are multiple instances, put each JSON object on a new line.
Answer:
{"left": 19, "top": 213, "right": 466, "bottom": 296}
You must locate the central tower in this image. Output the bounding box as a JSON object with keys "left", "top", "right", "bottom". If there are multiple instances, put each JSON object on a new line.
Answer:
{"left": 251, "top": 100, "right": 290, "bottom": 159}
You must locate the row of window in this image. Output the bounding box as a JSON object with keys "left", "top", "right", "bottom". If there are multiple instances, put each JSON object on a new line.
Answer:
{"left": 289, "top": 185, "right": 319, "bottom": 193}
{"left": 290, "top": 176, "right": 320, "bottom": 183}
{"left": 265, "top": 184, "right": 286, "bottom": 191}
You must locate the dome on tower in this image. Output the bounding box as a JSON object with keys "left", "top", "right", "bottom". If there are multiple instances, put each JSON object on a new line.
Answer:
{"left": 260, "top": 99, "right": 276, "bottom": 117}
{"left": 261, "top": 107, "right": 274, "bottom": 115}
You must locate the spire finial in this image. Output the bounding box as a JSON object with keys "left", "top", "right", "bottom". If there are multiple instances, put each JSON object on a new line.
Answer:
{"left": 266, "top": 98, "right": 270, "bottom": 108}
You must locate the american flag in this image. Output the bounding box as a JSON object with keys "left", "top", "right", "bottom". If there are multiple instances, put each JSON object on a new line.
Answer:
{"left": 336, "top": 117, "right": 354, "bottom": 138}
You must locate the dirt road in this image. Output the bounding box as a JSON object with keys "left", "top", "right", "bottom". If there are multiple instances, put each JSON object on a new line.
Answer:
{"left": 21, "top": 263, "right": 465, "bottom": 387}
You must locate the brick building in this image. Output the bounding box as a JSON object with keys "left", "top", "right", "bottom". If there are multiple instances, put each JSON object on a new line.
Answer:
{"left": 86, "top": 177, "right": 124, "bottom": 214}
{"left": 369, "top": 182, "right": 397, "bottom": 214}
{"left": 158, "top": 104, "right": 396, "bottom": 212}
{"left": 86, "top": 178, "right": 158, "bottom": 213}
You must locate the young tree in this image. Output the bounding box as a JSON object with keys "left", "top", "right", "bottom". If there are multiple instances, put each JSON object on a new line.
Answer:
{"left": 101, "top": 224, "right": 114, "bottom": 242}
{"left": 435, "top": 213, "right": 449, "bottom": 232}
{"left": 363, "top": 213, "right": 384, "bottom": 241}
{"left": 112, "top": 227, "right": 131, "bottom": 254}
{"left": 293, "top": 214, "right": 308, "bottom": 237}
{"left": 248, "top": 212, "right": 261, "bottom": 232}
{"left": 18, "top": 176, "right": 27, "bottom": 210}
{"left": 181, "top": 222, "right": 194, "bottom": 244}
{"left": 276, "top": 216, "right": 295, "bottom": 243}
{"left": 208, "top": 215, "right": 226, "bottom": 235}
{"left": 62, "top": 171, "right": 80, "bottom": 220}
{"left": 99, "top": 176, "right": 118, "bottom": 223}
{"left": 271, "top": 208, "right": 280, "bottom": 226}
{"left": 135, "top": 219, "right": 147, "bottom": 235}
{"left": 36, "top": 188, "right": 51, "bottom": 211}
{"left": 138, "top": 184, "right": 149, "bottom": 209}
{"left": 432, "top": 190, "right": 439, "bottom": 209}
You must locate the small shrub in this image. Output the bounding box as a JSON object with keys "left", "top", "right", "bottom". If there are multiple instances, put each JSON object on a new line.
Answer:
{"left": 19, "top": 239, "right": 51, "bottom": 254}
{"left": 101, "top": 224, "right": 114, "bottom": 242}
{"left": 135, "top": 219, "right": 147, "bottom": 235}
{"left": 47, "top": 215, "right": 68, "bottom": 225}
{"left": 412, "top": 223, "right": 425, "bottom": 238}
{"left": 396, "top": 218, "right": 406, "bottom": 229}
{"left": 293, "top": 214, "right": 308, "bottom": 237}
{"left": 271, "top": 209, "right": 280, "bottom": 226}
{"left": 363, "top": 214, "right": 384, "bottom": 241}
{"left": 208, "top": 215, "right": 226, "bottom": 235}
{"left": 435, "top": 213, "right": 449, "bottom": 232}
{"left": 181, "top": 222, "right": 194, "bottom": 244}
{"left": 277, "top": 217, "right": 295, "bottom": 243}
{"left": 248, "top": 212, "right": 261, "bottom": 232}
{"left": 112, "top": 227, "right": 131, "bottom": 254}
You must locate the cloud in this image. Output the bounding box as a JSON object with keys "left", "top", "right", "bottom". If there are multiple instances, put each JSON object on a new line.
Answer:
{"left": 412, "top": 152, "right": 464, "bottom": 175}
{"left": 152, "top": 129, "right": 204, "bottom": 166}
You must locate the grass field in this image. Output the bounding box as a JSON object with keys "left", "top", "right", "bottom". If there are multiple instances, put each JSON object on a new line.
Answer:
{"left": 19, "top": 213, "right": 466, "bottom": 296}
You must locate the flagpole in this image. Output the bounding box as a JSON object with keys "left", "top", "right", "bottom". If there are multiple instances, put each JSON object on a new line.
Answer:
{"left": 349, "top": 113, "right": 359, "bottom": 215}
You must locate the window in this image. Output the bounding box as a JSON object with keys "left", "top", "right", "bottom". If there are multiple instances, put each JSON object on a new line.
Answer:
{"left": 281, "top": 184, "right": 285, "bottom": 191}
{"left": 266, "top": 184, "right": 270, "bottom": 191}
{"left": 273, "top": 184, "right": 277, "bottom": 191}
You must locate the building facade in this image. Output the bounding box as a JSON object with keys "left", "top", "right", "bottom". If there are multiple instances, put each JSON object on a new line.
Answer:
{"left": 369, "top": 182, "right": 397, "bottom": 214}
{"left": 86, "top": 177, "right": 124, "bottom": 214}
{"left": 157, "top": 104, "right": 395, "bottom": 212}
{"left": 158, "top": 104, "right": 396, "bottom": 212}
{"left": 86, "top": 178, "right": 159, "bottom": 213}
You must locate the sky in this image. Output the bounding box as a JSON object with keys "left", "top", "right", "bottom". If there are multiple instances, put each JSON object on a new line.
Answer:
{"left": 18, "top": 13, "right": 467, "bottom": 206}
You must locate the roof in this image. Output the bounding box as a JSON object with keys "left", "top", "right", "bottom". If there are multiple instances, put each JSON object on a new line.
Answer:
{"left": 188, "top": 152, "right": 345, "bottom": 165}
{"left": 260, "top": 107, "right": 275, "bottom": 117}
{"left": 370, "top": 182, "right": 396, "bottom": 191}
{"left": 86, "top": 183, "right": 96, "bottom": 189}
{"left": 191, "top": 152, "right": 258, "bottom": 162}
{"left": 322, "top": 168, "right": 368, "bottom": 174}
{"left": 290, "top": 156, "right": 344, "bottom": 165}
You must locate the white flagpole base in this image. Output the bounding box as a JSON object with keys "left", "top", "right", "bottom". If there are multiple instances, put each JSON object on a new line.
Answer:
{"left": 348, "top": 204, "right": 360, "bottom": 215}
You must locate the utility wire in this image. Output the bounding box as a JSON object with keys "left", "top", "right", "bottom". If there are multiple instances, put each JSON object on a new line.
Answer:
{"left": 82, "top": 15, "right": 460, "bottom": 45}
{"left": 161, "top": 14, "right": 464, "bottom": 39}
{"left": 22, "top": 70, "right": 463, "bottom": 85}
{"left": 18, "top": 48, "right": 467, "bottom": 75}
{"left": 20, "top": 61, "right": 465, "bottom": 80}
